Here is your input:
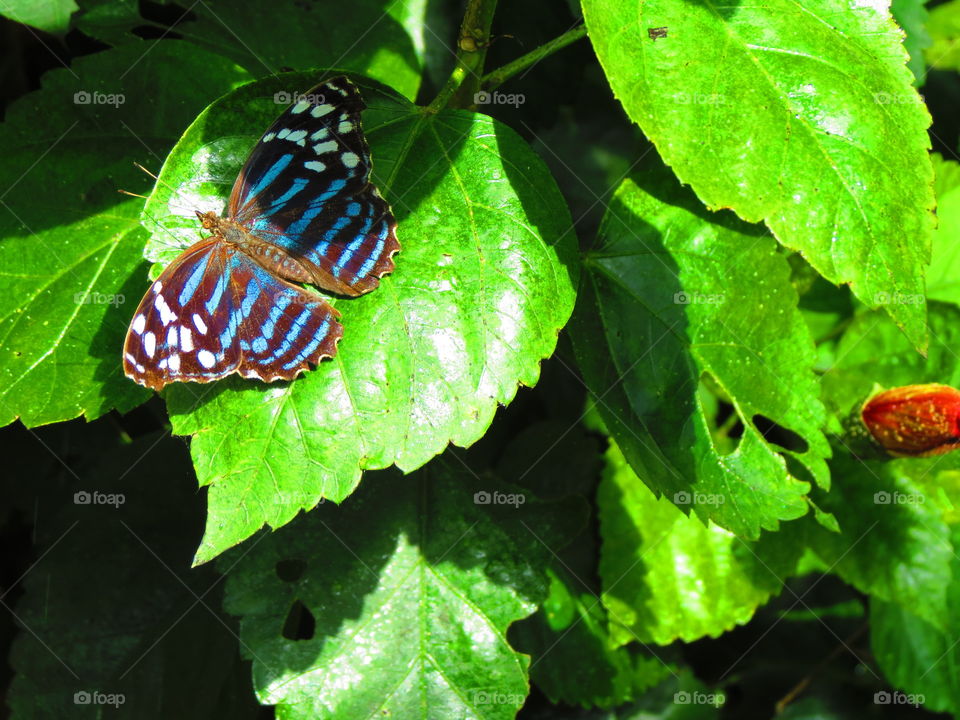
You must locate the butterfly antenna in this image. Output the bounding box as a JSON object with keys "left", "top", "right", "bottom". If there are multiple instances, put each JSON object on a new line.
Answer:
{"left": 118, "top": 189, "right": 149, "bottom": 199}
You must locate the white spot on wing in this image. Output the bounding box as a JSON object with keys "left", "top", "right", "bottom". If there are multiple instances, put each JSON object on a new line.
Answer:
{"left": 180, "top": 327, "right": 194, "bottom": 352}
{"left": 313, "top": 141, "right": 338, "bottom": 154}
{"left": 154, "top": 294, "right": 176, "bottom": 326}
{"left": 132, "top": 314, "right": 146, "bottom": 335}
{"left": 168, "top": 354, "right": 181, "bottom": 372}
{"left": 338, "top": 120, "right": 353, "bottom": 133}
{"left": 167, "top": 325, "right": 178, "bottom": 348}
{"left": 263, "top": 132, "right": 276, "bottom": 142}
{"left": 144, "top": 331, "right": 156, "bottom": 358}
{"left": 311, "top": 104, "right": 335, "bottom": 118}
{"left": 192, "top": 313, "right": 208, "bottom": 334}
{"left": 342, "top": 152, "right": 359, "bottom": 169}
{"left": 304, "top": 161, "right": 326, "bottom": 172}
{"left": 197, "top": 349, "right": 216, "bottom": 369}
{"left": 291, "top": 100, "right": 310, "bottom": 114}
{"left": 286, "top": 130, "right": 307, "bottom": 142}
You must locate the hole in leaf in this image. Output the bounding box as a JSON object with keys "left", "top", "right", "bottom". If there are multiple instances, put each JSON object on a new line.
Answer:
{"left": 281, "top": 599, "right": 315, "bottom": 641}
{"left": 275, "top": 559, "right": 306, "bottom": 582}
{"left": 752, "top": 414, "right": 809, "bottom": 454}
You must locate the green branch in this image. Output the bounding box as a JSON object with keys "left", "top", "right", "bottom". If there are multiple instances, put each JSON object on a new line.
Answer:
{"left": 482, "top": 24, "right": 588, "bottom": 91}
{"left": 427, "top": 0, "right": 499, "bottom": 112}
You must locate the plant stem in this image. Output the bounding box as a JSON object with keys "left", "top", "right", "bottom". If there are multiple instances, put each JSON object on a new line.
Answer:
{"left": 427, "top": 0, "right": 499, "bottom": 112}
{"left": 482, "top": 24, "right": 588, "bottom": 91}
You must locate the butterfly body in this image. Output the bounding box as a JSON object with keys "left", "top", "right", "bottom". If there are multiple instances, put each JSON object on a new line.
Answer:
{"left": 123, "top": 77, "right": 398, "bottom": 392}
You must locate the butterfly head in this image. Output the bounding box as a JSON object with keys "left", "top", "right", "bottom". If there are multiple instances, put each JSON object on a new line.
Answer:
{"left": 196, "top": 210, "right": 220, "bottom": 231}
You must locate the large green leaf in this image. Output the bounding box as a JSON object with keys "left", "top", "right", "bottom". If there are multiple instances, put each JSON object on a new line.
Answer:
{"left": 0, "top": 43, "right": 252, "bottom": 428}
{"left": 571, "top": 166, "right": 830, "bottom": 539}
{"left": 137, "top": 73, "right": 577, "bottom": 563}
{"left": 599, "top": 440, "right": 801, "bottom": 645}
{"left": 582, "top": 0, "right": 935, "bottom": 349}
{"left": 221, "top": 461, "right": 581, "bottom": 719}
{"left": 74, "top": 0, "right": 425, "bottom": 100}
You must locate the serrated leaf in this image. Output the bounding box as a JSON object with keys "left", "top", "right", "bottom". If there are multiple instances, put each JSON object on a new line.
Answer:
{"left": 135, "top": 74, "right": 577, "bottom": 563}
{"left": 570, "top": 166, "right": 830, "bottom": 538}
{"left": 0, "top": 43, "right": 252, "bottom": 428}
{"left": 582, "top": 0, "right": 935, "bottom": 349}
{"left": 220, "top": 461, "right": 580, "bottom": 719}
{"left": 75, "top": 0, "right": 426, "bottom": 100}
{"left": 599, "top": 440, "right": 801, "bottom": 645}
{"left": 0, "top": 0, "right": 77, "bottom": 34}
{"left": 891, "top": 0, "right": 932, "bottom": 84}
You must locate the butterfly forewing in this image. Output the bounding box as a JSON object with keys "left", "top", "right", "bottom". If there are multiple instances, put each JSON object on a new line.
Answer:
{"left": 229, "top": 76, "right": 399, "bottom": 296}
{"left": 123, "top": 241, "right": 342, "bottom": 391}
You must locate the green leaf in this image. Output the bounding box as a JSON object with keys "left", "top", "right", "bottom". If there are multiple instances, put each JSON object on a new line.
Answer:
{"left": 74, "top": 0, "right": 426, "bottom": 100}
{"left": 221, "top": 461, "right": 580, "bottom": 719}
{"left": 871, "top": 528, "right": 960, "bottom": 716}
{"left": 137, "top": 73, "right": 577, "bottom": 563}
{"left": 571, "top": 165, "right": 830, "bottom": 539}
{"left": 515, "top": 566, "right": 674, "bottom": 708}
{"left": 926, "top": 0, "right": 960, "bottom": 73}
{"left": 821, "top": 302, "right": 960, "bottom": 419}
{"left": 6, "top": 430, "right": 259, "bottom": 720}
{"left": 801, "top": 450, "right": 955, "bottom": 632}
{"left": 0, "top": 43, "right": 252, "bottom": 428}
{"left": 0, "top": 0, "right": 77, "bottom": 34}
{"left": 582, "top": 0, "right": 935, "bottom": 349}
{"left": 891, "top": 0, "right": 932, "bottom": 84}
{"left": 598, "top": 440, "right": 801, "bottom": 645}
{"left": 926, "top": 154, "right": 960, "bottom": 307}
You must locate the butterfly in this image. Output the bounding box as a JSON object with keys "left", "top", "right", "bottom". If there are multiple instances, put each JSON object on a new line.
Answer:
{"left": 123, "top": 76, "right": 399, "bottom": 391}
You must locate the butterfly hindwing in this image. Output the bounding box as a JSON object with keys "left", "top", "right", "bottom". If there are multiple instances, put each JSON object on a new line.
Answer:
{"left": 229, "top": 76, "right": 399, "bottom": 297}
{"left": 123, "top": 240, "right": 342, "bottom": 391}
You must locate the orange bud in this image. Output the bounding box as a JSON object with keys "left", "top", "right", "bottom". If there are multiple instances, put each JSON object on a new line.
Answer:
{"left": 861, "top": 383, "right": 960, "bottom": 457}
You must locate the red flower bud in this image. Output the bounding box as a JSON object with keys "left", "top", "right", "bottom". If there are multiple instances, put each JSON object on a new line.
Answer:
{"left": 861, "top": 383, "right": 960, "bottom": 457}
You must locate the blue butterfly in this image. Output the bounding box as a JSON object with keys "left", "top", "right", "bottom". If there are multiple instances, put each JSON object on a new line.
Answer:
{"left": 123, "top": 77, "right": 399, "bottom": 391}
